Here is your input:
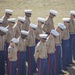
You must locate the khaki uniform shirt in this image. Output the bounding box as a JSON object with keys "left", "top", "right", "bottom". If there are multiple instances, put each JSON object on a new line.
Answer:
{"left": 34, "top": 41, "right": 47, "bottom": 62}
{"left": 61, "top": 26, "right": 70, "bottom": 40}
{"left": 55, "top": 32, "right": 62, "bottom": 46}
{"left": 22, "top": 17, "right": 30, "bottom": 31}
{"left": 2, "top": 15, "right": 8, "bottom": 27}
{"left": 8, "top": 45, "right": 18, "bottom": 61}
{"left": 18, "top": 37, "right": 27, "bottom": 52}
{"left": 69, "top": 19, "right": 75, "bottom": 34}
{"left": 0, "top": 36, "right": 5, "bottom": 51}
{"left": 43, "top": 17, "right": 55, "bottom": 33}
{"left": 5, "top": 26, "right": 15, "bottom": 43}
{"left": 27, "top": 31, "right": 36, "bottom": 47}
{"left": 35, "top": 26, "right": 43, "bottom": 40}
{"left": 46, "top": 36, "right": 55, "bottom": 54}
{"left": 13, "top": 24, "right": 22, "bottom": 38}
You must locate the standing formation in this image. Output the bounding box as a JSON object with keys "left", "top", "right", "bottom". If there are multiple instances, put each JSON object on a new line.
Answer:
{"left": 0, "top": 9, "right": 75, "bottom": 75}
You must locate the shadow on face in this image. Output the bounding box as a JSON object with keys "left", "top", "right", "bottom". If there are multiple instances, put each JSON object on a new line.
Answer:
{"left": 70, "top": 14, "right": 75, "bottom": 20}
{"left": 50, "top": 13, "right": 56, "bottom": 18}
{"left": 6, "top": 13, "right": 12, "bottom": 18}
{"left": 21, "top": 34, "right": 27, "bottom": 39}
{"left": 8, "top": 22, "right": 15, "bottom": 27}
{"left": 40, "top": 38, "right": 46, "bottom": 43}
{"left": 64, "top": 21, "right": 70, "bottom": 27}
{"left": 25, "top": 13, "right": 32, "bottom": 17}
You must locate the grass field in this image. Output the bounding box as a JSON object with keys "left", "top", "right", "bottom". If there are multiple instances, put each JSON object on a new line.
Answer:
{"left": 0, "top": 0, "right": 75, "bottom": 75}
{"left": 0, "top": 0, "right": 75, "bottom": 28}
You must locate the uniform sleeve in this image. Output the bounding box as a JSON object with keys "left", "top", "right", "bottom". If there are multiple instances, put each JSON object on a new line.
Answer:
{"left": 2, "top": 16, "right": 8, "bottom": 27}
{"left": 22, "top": 21, "right": 26, "bottom": 30}
{"left": 46, "top": 37, "right": 52, "bottom": 52}
{"left": 60, "top": 30, "right": 65, "bottom": 40}
{"left": 3, "top": 35, "right": 6, "bottom": 43}
{"left": 13, "top": 27, "right": 16, "bottom": 36}
{"left": 68, "top": 24, "right": 70, "bottom": 32}
{"left": 42, "top": 20, "right": 48, "bottom": 32}
{"left": 17, "top": 28, "right": 21, "bottom": 36}
{"left": 26, "top": 34, "right": 30, "bottom": 46}
{"left": 14, "top": 26, "right": 21, "bottom": 38}
{"left": 17, "top": 41, "right": 20, "bottom": 50}
{"left": 4, "top": 31, "right": 9, "bottom": 42}
{"left": 46, "top": 36, "right": 50, "bottom": 46}
{"left": 8, "top": 48, "right": 13, "bottom": 60}
{"left": 34, "top": 46, "right": 40, "bottom": 62}
{"left": 25, "top": 39, "right": 28, "bottom": 46}
{"left": 34, "top": 29, "right": 38, "bottom": 39}
{"left": 2, "top": 16, "right": 5, "bottom": 26}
